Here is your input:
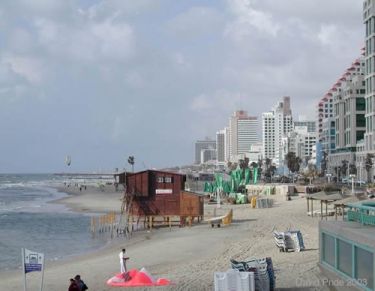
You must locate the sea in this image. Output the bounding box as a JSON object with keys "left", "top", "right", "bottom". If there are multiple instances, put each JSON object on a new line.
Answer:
{"left": 0, "top": 174, "right": 111, "bottom": 272}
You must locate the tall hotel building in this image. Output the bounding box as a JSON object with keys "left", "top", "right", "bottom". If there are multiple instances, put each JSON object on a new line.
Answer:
{"left": 262, "top": 112, "right": 275, "bottom": 160}
{"left": 216, "top": 129, "right": 226, "bottom": 164}
{"left": 229, "top": 110, "right": 259, "bottom": 161}
{"left": 262, "top": 96, "right": 293, "bottom": 167}
{"left": 364, "top": 0, "right": 375, "bottom": 152}
{"left": 324, "top": 56, "right": 366, "bottom": 173}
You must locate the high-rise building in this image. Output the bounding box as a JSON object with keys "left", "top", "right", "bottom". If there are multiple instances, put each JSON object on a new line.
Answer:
{"left": 224, "top": 127, "right": 230, "bottom": 162}
{"left": 275, "top": 97, "right": 293, "bottom": 167}
{"left": 294, "top": 120, "right": 316, "bottom": 133}
{"left": 262, "top": 97, "right": 293, "bottom": 167}
{"left": 262, "top": 112, "right": 275, "bottom": 160}
{"left": 317, "top": 94, "right": 334, "bottom": 142}
{"left": 194, "top": 138, "right": 216, "bottom": 164}
{"left": 364, "top": 1, "right": 375, "bottom": 152}
{"left": 229, "top": 110, "right": 258, "bottom": 160}
{"left": 216, "top": 129, "right": 226, "bottom": 164}
{"left": 200, "top": 148, "right": 217, "bottom": 164}
{"left": 328, "top": 56, "right": 366, "bottom": 173}
{"left": 288, "top": 126, "right": 317, "bottom": 163}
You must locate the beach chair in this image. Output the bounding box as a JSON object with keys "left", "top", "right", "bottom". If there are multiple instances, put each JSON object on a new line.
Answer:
{"left": 273, "top": 230, "right": 305, "bottom": 252}
{"left": 206, "top": 209, "right": 233, "bottom": 228}
{"left": 273, "top": 231, "right": 294, "bottom": 252}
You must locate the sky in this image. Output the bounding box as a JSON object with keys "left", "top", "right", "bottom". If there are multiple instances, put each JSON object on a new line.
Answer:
{"left": 0, "top": 0, "right": 364, "bottom": 173}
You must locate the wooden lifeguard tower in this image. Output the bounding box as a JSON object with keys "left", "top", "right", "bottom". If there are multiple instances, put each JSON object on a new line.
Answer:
{"left": 115, "top": 170, "right": 204, "bottom": 235}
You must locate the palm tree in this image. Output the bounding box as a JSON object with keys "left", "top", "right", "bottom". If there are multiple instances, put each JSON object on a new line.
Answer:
{"left": 127, "top": 156, "right": 135, "bottom": 172}
{"left": 285, "top": 152, "right": 302, "bottom": 174}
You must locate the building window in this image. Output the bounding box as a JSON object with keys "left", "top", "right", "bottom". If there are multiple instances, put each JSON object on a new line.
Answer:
{"left": 356, "top": 98, "right": 366, "bottom": 111}
{"left": 338, "top": 239, "right": 352, "bottom": 276}
{"left": 355, "top": 247, "right": 374, "bottom": 289}
{"left": 322, "top": 233, "right": 335, "bottom": 267}
{"left": 157, "top": 177, "right": 164, "bottom": 183}
{"left": 165, "top": 177, "right": 173, "bottom": 183}
{"left": 356, "top": 114, "right": 366, "bottom": 127}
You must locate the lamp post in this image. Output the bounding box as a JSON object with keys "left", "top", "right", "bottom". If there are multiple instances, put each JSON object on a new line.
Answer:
{"left": 349, "top": 174, "right": 356, "bottom": 195}
{"left": 359, "top": 162, "right": 362, "bottom": 184}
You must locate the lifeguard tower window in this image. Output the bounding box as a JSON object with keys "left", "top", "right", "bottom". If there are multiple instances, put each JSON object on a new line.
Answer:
{"left": 165, "top": 177, "right": 173, "bottom": 183}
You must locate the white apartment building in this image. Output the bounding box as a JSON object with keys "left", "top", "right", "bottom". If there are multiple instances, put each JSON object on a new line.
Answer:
{"left": 325, "top": 56, "right": 366, "bottom": 175}
{"left": 356, "top": 0, "right": 375, "bottom": 181}
{"left": 317, "top": 95, "right": 334, "bottom": 143}
{"left": 262, "top": 97, "right": 293, "bottom": 168}
{"left": 364, "top": 0, "right": 375, "bottom": 153}
{"left": 229, "top": 110, "right": 258, "bottom": 161}
{"left": 288, "top": 126, "right": 317, "bottom": 163}
{"left": 232, "top": 143, "right": 263, "bottom": 164}
{"left": 275, "top": 98, "right": 293, "bottom": 167}
{"left": 262, "top": 111, "right": 275, "bottom": 160}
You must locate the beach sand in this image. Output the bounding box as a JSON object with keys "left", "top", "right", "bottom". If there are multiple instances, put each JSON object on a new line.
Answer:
{"left": 0, "top": 185, "right": 331, "bottom": 291}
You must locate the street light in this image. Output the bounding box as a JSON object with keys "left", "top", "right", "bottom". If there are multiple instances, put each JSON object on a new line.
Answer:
{"left": 349, "top": 174, "right": 356, "bottom": 195}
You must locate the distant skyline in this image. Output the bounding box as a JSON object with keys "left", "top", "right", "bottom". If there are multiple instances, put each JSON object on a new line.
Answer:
{"left": 0, "top": 0, "right": 363, "bottom": 173}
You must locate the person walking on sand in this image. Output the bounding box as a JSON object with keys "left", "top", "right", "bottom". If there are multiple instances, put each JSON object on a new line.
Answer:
{"left": 119, "top": 248, "right": 129, "bottom": 273}
{"left": 68, "top": 278, "right": 80, "bottom": 291}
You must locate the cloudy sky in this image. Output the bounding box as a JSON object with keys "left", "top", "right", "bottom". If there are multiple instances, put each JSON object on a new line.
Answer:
{"left": 0, "top": 0, "right": 364, "bottom": 173}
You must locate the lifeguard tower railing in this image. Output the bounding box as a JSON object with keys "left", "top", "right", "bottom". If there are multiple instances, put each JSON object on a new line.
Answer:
{"left": 346, "top": 201, "right": 375, "bottom": 226}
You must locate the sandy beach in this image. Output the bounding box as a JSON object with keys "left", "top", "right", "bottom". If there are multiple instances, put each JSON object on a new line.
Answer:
{"left": 0, "top": 185, "right": 331, "bottom": 291}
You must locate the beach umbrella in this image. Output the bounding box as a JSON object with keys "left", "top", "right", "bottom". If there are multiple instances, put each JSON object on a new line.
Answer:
{"left": 253, "top": 167, "right": 258, "bottom": 184}
{"left": 223, "top": 181, "right": 231, "bottom": 193}
{"left": 244, "top": 168, "right": 250, "bottom": 185}
{"left": 204, "top": 182, "right": 210, "bottom": 192}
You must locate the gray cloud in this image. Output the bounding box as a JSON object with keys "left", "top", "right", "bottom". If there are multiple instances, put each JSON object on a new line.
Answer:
{"left": 0, "top": 0, "right": 365, "bottom": 172}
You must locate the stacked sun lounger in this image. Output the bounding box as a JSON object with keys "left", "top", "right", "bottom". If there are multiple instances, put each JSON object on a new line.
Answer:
{"left": 230, "top": 257, "right": 275, "bottom": 291}
{"left": 273, "top": 230, "right": 305, "bottom": 252}
{"left": 289, "top": 230, "right": 305, "bottom": 252}
{"left": 214, "top": 269, "right": 255, "bottom": 291}
{"left": 255, "top": 197, "right": 273, "bottom": 209}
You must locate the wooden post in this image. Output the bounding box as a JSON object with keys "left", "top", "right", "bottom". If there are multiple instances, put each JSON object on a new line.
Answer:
{"left": 325, "top": 201, "right": 328, "bottom": 221}
{"left": 169, "top": 216, "right": 171, "bottom": 231}
{"left": 307, "top": 198, "right": 309, "bottom": 213}
{"left": 335, "top": 206, "right": 338, "bottom": 221}
{"left": 320, "top": 200, "right": 323, "bottom": 220}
